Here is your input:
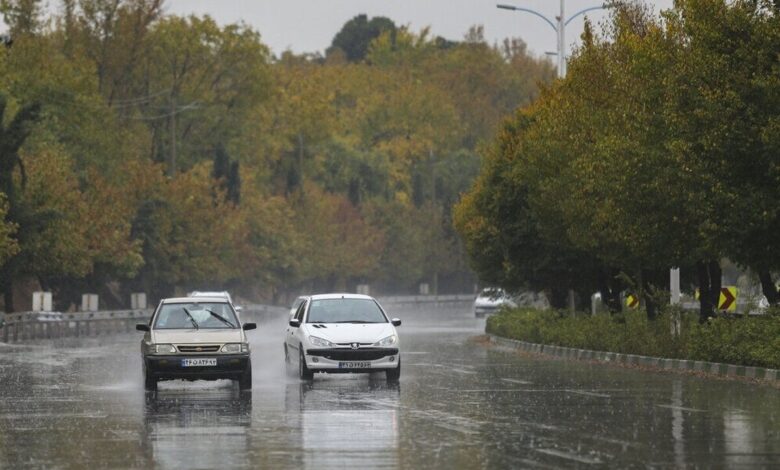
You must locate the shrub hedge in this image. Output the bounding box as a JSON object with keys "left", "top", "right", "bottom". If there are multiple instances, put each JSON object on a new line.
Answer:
{"left": 486, "top": 308, "right": 780, "bottom": 369}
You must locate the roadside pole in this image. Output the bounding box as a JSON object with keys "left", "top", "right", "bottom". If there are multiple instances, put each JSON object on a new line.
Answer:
{"left": 670, "top": 268, "right": 681, "bottom": 336}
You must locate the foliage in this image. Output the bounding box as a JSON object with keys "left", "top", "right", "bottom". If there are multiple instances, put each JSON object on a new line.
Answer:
{"left": 0, "top": 3, "right": 554, "bottom": 310}
{"left": 487, "top": 307, "right": 780, "bottom": 369}
{"left": 328, "top": 14, "right": 396, "bottom": 63}
{"left": 0, "top": 194, "right": 18, "bottom": 265}
{"left": 456, "top": 0, "right": 780, "bottom": 317}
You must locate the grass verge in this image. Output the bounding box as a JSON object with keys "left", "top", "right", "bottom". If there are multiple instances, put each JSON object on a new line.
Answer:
{"left": 486, "top": 308, "right": 780, "bottom": 369}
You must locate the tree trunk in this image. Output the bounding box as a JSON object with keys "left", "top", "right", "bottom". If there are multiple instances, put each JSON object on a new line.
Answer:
{"left": 641, "top": 269, "right": 658, "bottom": 320}
{"left": 758, "top": 270, "right": 778, "bottom": 306}
{"left": 697, "top": 260, "right": 717, "bottom": 323}
{"left": 597, "top": 269, "right": 622, "bottom": 313}
{"left": 0, "top": 269, "right": 13, "bottom": 313}
{"left": 709, "top": 260, "right": 722, "bottom": 315}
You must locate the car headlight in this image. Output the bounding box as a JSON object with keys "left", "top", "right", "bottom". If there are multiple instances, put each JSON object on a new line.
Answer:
{"left": 153, "top": 344, "right": 176, "bottom": 354}
{"left": 221, "top": 343, "right": 249, "bottom": 353}
{"left": 375, "top": 335, "right": 397, "bottom": 347}
{"left": 309, "top": 336, "right": 334, "bottom": 348}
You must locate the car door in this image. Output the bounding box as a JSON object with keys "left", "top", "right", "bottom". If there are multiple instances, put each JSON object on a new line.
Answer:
{"left": 287, "top": 300, "right": 307, "bottom": 355}
{"left": 285, "top": 297, "right": 301, "bottom": 349}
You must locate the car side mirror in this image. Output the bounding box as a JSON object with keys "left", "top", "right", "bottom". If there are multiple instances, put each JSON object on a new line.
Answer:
{"left": 242, "top": 322, "right": 256, "bottom": 331}
{"left": 235, "top": 306, "right": 243, "bottom": 312}
{"left": 136, "top": 324, "right": 150, "bottom": 332}
{"left": 289, "top": 319, "right": 300, "bottom": 328}
{"left": 391, "top": 318, "right": 402, "bottom": 327}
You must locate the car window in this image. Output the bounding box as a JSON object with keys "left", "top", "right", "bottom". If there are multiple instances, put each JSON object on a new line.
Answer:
{"left": 294, "top": 301, "right": 307, "bottom": 321}
{"left": 289, "top": 297, "right": 304, "bottom": 318}
{"left": 154, "top": 302, "right": 238, "bottom": 329}
{"left": 306, "top": 299, "right": 387, "bottom": 324}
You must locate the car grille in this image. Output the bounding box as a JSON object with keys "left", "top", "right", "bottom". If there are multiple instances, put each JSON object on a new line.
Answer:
{"left": 307, "top": 348, "right": 399, "bottom": 361}
{"left": 177, "top": 345, "right": 221, "bottom": 353}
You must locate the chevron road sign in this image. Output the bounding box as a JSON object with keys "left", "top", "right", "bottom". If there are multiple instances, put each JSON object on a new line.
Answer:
{"left": 718, "top": 287, "right": 738, "bottom": 312}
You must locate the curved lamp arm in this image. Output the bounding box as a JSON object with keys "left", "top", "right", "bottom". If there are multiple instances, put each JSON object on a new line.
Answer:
{"left": 497, "top": 4, "right": 557, "bottom": 32}
{"left": 565, "top": 5, "right": 610, "bottom": 26}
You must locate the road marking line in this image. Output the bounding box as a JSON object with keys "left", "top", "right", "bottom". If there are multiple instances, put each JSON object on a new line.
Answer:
{"left": 565, "top": 389, "right": 610, "bottom": 398}
{"left": 656, "top": 404, "right": 705, "bottom": 412}
{"left": 501, "top": 378, "right": 532, "bottom": 384}
{"left": 534, "top": 448, "right": 604, "bottom": 465}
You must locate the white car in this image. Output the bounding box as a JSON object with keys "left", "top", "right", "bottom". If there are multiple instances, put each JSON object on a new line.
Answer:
{"left": 284, "top": 293, "right": 402, "bottom": 382}
{"left": 189, "top": 290, "right": 243, "bottom": 314}
{"left": 474, "top": 288, "right": 517, "bottom": 317}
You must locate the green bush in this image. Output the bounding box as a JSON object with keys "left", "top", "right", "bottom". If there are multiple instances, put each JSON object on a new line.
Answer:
{"left": 487, "top": 308, "right": 780, "bottom": 369}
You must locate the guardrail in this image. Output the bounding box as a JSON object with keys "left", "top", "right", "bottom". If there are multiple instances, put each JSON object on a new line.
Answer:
{"left": 378, "top": 294, "right": 474, "bottom": 304}
{"left": 0, "top": 296, "right": 473, "bottom": 344}
{"left": 0, "top": 309, "right": 153, "bottom": 343}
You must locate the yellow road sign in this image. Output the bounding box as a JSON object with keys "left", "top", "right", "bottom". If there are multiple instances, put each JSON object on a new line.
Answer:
{"left": 626, "top": 294, "right": 639, "bottom": 309}
{"left": 718, "top": 286, "right": 737, "bottom": 312}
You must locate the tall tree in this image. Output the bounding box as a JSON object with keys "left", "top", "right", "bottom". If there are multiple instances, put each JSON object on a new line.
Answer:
{"left": 0, "top": 96, "right": 40, "bottom": 310}
{"left": 328, "top": 14, "right": 396, "bottom": 63}
{"left": 0, "top": 0, "right": 43, "bottom": 36}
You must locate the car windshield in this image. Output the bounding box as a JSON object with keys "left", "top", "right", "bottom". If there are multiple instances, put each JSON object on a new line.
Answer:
{"left": 307, "top": 298, "right": 387, "bottom": 324}
{"left": 479, "top": 288, "right": 507, "bottom": 300}
{"left": 154, "top": 302, "right": 237, "bottom": 329}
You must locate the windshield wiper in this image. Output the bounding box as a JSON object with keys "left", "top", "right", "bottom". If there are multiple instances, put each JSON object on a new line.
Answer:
{"left": 181, "top": 307, "right": 199, "bottom": 330}
{"left": 205, "top": 309, "right": 235, "bottom": 328}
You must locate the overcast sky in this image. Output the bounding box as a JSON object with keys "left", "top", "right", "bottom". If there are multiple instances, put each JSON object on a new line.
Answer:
{"left": 166, "top": 0, "right": 675, "bottom": 59}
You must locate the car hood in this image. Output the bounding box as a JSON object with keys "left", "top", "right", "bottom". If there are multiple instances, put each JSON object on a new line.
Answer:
{"left": 152, "top": 329, "right": 244, "bottom": 344}
{"left": 303, "top": 323, "right": 395, "bottom": 344}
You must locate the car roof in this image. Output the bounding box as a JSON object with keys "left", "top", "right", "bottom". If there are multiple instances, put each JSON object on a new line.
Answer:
{"left": 308, "top": 293, "right": 375, "bottom": 301}
{"left": 161, "top": 296, "right": 230, "bottom": 304}
{"left": 189, "top": 291, "right": 230, "bottom": 298}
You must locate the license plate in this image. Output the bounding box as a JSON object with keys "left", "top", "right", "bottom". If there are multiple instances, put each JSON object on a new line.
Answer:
{"left": 338, "top": 361, "right": 371, "bottom": 369}
{"left": 181, "top": 358, "right": 217, "bottom": 367}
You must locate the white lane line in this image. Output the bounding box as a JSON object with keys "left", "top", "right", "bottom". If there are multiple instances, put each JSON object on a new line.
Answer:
{"left": 501, "top": 378, "right": 532, "bottom": 385}
{"left": 451, "top": 368, "right": 477, "bottom": 374}
{"left": 565, "top": 389, "right": 611, "bottom": 398}
{"left": 656, "top": 404, "right": 706, "bottom": 413}
{"left": 534, "top": 448, "right": 604, "bottom": 465}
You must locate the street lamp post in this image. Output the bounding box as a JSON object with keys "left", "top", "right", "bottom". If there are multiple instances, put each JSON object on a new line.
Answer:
{"left": 497, "top": 2, "right": 609, "bottom": 77}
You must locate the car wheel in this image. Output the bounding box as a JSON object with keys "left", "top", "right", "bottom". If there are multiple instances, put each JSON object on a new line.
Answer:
{"left": 284, "top": 344, "right": 290, "bottom": 364}
{"left": 386, "top": 358, "right": 401, "bottom": 382}
{"left": 144, "top": 370, "right": 157, "bottom": 392}
{"left": 238, "top": 359, "right": 252, "bottom": 391}
{"left": 299, "top": 350, "right": 313, "bottom": 381}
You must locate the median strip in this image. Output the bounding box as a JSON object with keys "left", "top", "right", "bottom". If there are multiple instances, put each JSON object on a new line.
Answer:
{"left": 488, "top": 334, "right": 780, "bottom": 385}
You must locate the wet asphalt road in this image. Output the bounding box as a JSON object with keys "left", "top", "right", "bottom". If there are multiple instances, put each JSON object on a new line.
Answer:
{"left": 1, "top": 303, "right": 779, "bottom": 469}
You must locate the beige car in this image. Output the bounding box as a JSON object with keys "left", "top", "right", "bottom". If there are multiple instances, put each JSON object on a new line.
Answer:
{"left": 136, "top": 296, "right": 256, "bottom": 392}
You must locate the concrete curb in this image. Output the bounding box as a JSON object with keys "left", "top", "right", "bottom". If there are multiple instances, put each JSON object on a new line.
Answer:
{"left": 489, "top": 334, "right": 780, "bottom": 384}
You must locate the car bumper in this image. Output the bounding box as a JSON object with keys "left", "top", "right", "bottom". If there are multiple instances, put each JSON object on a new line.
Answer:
{"left": 474, "top": 306, "right": 500, "bottom": 316}
{"left": 304, "top": 348, "right": 400, "bottom": 372}
{"left": 143, "top": 354, "right": 250, "bottom": 381}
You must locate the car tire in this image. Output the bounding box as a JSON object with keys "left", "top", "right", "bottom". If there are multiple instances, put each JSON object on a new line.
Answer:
{"left": 144, "top": 370, "right": 157, "bottom": 392}
{"left": 386, "top": 358, "right": 401, "bottom": 382}
{"left": 299, "top": 350, "right": 313, "bottom": 381}
{"left": 284, "top": 344, "right": 290, "bottom": 364}
{"left": 238, "top": 359, "right": 252, "bottom": 391}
